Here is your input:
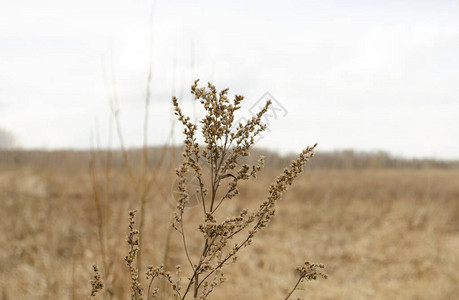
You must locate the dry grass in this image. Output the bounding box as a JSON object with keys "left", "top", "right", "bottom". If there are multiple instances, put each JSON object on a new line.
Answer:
{"left": 1, "top": 160, "right": 458, "bottom": 299}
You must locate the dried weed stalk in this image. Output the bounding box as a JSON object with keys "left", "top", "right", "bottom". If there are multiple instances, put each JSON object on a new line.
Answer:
{"left": 89, "top": 80, "right": 326, "bottom": 299}
{"left": 167, "top": 80, "right": 325, "bottom": 299}
{"left": 125, "top": 210, "right": 143, "bottom": 300}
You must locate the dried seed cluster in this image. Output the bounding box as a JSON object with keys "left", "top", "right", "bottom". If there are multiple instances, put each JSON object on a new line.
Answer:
{"left": 296, "top": 261, "right": 328, "bottom": 281}
{"left": 89, "top": 265, "right": 104, "bottom": 298}
{"left": 124, "top": 210, "right": 143, "bottom": 300}
{"left": 145, "top": 264, "right": 179, "bottom": 298}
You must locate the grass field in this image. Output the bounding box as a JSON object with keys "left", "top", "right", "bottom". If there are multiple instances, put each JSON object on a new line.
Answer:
{"left": 0, "top": 155, "right": 458, "bottom": 299}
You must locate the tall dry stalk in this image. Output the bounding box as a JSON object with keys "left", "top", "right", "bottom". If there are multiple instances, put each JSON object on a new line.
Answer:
{"left": 104, "top": 0, "right": 161, "bottom": 274}
{"left": 88, "top": 111, "right": 117, "bottom": 297}
{"left": 170, "top": 80, "right": 326, "bottom": 299}
{"left": 88, "top": 80, "right": 327, "bottom": 299}
{"left": 126, "top": 80, "right": 326, "bottom": 299}
{"left": 89, "top": 138, "right": 109, "bottom": 287}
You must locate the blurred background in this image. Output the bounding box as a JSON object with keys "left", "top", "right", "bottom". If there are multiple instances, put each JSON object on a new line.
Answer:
{"left": 1, "top": 0, "right": 459, "bottom": 159}
{"left": 1, "top": 1, "right": 458, "bottom": 299}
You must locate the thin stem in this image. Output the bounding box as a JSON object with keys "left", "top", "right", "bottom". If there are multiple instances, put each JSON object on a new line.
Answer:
{"left": 211, "top": 182, "right": 235, "bottom": 214}
{"left": 197, "top": 231, "right": 251, "bottom": 289}
{"left": 284, "top": 276, "right": 303, "bottom": 300}
{"left": 181, "top": 237, "right": 216, "bottom": 300}
{"left": 108, "top": 60, "right": 139, "bottom": 192}
{"left": 180, "top": 214, "right": 195, "bottom": 269}
{"left": 197, "top": 207, "right": 271, "bottom": 289}
{"left": 89, "top": 149, "right": 108, "bottom": 282}
{"left": 181, "top": 258, "right": 200, "bottom": 299}
{"left": 147, "top": 276, "right": 155, "bottom": 300}
{"left": 103, "top": 114, "right": 113, "bottom": 281}
{"left": 193, "top": 151, "right": 207, "bottom": 215}
{"left": 160, "top": 225, "right": 174, "bottom": 300}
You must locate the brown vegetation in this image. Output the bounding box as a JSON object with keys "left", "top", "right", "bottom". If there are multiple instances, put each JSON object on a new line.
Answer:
{"left": 1, "top": 149, "right": 458, "bottom": 299}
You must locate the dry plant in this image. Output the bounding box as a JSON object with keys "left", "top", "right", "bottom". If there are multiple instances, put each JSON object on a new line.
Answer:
{"left": 168, "top": 80, "right": 326, "bottom": 299}
{"left": 88, "top": 80, "right": 326, "bottom": 299}
{"left": 89, "top": 265, "right": 104, "bottom": 299}
{"left": 87, "top": 54, "right": 170, "bottom": 297}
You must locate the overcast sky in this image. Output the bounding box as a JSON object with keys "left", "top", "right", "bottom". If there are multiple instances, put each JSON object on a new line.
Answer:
{"left": 1, "top": 0, "right": 458, "bottom": 159}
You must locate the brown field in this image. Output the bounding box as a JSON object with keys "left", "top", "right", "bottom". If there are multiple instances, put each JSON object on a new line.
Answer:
{"left": 0, "top": 152, "right": 458, "bottom": 299}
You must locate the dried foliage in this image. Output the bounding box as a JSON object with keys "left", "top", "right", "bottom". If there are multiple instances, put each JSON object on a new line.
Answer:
{"left": 89, "top": 265, "right": 104, "bottom": 298}
{"left": 123, "top": 80, "right": 326, "bottom": 299}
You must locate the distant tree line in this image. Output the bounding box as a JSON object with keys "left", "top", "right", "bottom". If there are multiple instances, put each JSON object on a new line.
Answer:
{"left": 1, "top": 146, "right": 457, "bottom": 170}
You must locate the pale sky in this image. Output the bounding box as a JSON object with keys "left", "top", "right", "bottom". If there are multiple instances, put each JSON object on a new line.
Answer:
{"left": 1, "top": 0, "right": 458, "bottom": 159}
